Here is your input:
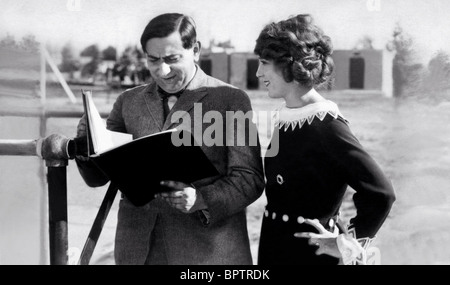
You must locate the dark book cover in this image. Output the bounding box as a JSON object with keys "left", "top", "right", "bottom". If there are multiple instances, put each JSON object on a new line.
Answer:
{"left": 82, "top": 90, "right": 219, "bottom": 206}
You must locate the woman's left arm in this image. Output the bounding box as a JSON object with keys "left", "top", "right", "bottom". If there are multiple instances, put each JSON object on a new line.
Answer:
{"left": 320, "top": 117, "right": 396, "bottom": 239}
{"left": 295, "top": 117, "right": 396, "bottom": 264}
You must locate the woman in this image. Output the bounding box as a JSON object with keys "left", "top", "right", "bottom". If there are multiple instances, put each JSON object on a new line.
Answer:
{"left": 254, "top": 14, "right": 396, "bottom": 265}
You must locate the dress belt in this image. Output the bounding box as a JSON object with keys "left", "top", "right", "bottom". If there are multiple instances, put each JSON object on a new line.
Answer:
{"left": 263, "top": 208, "right": 339, "bottom": 231}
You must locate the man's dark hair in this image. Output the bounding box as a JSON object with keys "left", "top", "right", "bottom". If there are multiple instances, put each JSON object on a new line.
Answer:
{"left": 140, "top": 13, "right": 197, "bottom": 53}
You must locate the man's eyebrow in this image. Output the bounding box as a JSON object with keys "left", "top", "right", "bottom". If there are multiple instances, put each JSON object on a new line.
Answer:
{"left": 147, "top": 54, "right": 180, "bottom": 60}
{"left": 162, "top": 54, "right": 180, "bottom": 60}
{"left": 147, "top": 54, "right": 160, "bottom": 60}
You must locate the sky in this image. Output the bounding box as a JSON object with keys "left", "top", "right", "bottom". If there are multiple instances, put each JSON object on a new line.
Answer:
{"left": 1, "top": 0, "right": 450, "bottom": 64}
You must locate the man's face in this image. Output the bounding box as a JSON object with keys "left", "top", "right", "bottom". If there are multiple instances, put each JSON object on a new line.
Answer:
{"left": 145, "top": 31, "right": 200, "bottom": 93}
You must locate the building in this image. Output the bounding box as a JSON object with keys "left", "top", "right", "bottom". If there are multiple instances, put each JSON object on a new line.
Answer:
{"left": 200, "top": 52, "right": 261, "bottom": 91}
{"left": 333, "top": 49, "right": 394, "bottom": 97}
{"left": 200, "top": 49, "right": 394, "bottom": 97}
{"left": 199, "top": 51, "right": 229, "bottom": 84}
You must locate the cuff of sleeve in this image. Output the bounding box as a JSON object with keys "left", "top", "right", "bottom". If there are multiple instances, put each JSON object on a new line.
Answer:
{"left": 75, "top": 155, "right": 90, "bottom": 162}
{"left": 191, "top": 183, "right": 210, "bottom": 226}
{"left": 197, "top": 209, "right": 210, "bottom": 226}
{"left": 336, "top": 234, "right": 364, "bottom": 265}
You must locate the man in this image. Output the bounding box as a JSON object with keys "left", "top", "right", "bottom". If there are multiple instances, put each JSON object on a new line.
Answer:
{"left": 75, "top": 13, "right": 265, "bottom": 265}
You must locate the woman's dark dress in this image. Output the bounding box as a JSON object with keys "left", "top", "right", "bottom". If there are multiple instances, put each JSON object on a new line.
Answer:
{"left": 258, "top": 101, "right": 395, "bottom": 265}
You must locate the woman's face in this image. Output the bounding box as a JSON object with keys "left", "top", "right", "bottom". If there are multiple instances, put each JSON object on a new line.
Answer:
{"left": 256, "top": 58, "right": 290, "bottom": 99}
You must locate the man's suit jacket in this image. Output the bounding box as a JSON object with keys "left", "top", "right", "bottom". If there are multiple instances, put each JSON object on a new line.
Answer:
{"left": 76, "top": 67, "right": 265, "bottom": 264}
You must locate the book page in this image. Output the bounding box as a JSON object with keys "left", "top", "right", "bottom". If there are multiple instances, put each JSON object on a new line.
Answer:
{"left": 132, "top": 128, "right": 178, "bottom": 142}
{"left": 83, "top": 91, "right": 132, "bottom": 155}
{"left": 97, "top": 129, "right": 133, "bottom": 154}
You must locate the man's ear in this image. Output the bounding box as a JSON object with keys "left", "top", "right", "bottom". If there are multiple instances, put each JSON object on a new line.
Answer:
{"left": 193, "top": 41, "right": 201, "bottom": 61}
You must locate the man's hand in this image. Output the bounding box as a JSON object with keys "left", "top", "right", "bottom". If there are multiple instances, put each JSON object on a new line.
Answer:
{"left": 40, "top": 134, "right": 75, "bottom": 160}
{"left": 156, "top": 180, "right": 207, "bottom": 214}
{"left": 76, "top": 115, "right": 87, "bottom": 138}
{"left": 75, "top": 115, "right": 89, "bottom": 161}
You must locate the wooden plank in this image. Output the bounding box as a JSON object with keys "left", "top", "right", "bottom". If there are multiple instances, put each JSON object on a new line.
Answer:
{"left": 42, "top": 48, "right": 76, "bottom": 103}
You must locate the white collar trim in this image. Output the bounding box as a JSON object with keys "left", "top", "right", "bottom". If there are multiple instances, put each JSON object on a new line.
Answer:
{"left": 274, "top": 100, "right": 347, "bottom": 131}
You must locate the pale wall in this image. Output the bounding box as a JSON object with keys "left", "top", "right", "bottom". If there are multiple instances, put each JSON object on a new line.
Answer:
{"left": 210, "top": 53, "right": 229, "bottom": 83}
{"left": 332, "top": 49, "right": 386, "bottom": 93}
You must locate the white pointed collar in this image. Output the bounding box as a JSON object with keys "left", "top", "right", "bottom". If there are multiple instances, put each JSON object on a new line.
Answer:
{"left": 274, "top": 100, "right": 348, "bottom": 131}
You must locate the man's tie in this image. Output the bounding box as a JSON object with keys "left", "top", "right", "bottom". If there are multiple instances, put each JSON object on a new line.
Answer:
{"left": 157, "top": 87, "right": 183, "bottom": 120}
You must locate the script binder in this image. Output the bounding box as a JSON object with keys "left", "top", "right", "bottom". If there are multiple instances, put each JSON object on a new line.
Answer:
{"left": 81, "top": 90, "right": 219, "bottom": 206}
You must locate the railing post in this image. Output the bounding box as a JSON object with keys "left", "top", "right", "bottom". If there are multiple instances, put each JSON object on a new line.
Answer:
{"left": 39, "top": 109, "right": 49, "bottom": 265}
{"left": 0, "top": 138, "right": 72, "bottom": 265}
{"left": 46, "top": 158, "right": 69, "bottom": 265}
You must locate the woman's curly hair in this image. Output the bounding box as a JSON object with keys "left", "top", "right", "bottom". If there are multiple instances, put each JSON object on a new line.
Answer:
{"left": 254, "top": 14, "right": 334, "bottom": 88}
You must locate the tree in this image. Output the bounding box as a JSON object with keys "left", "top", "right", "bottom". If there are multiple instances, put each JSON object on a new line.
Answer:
{"left": 426, "top": 51, "right": 450, "bottom": 89}
{"left": 80, "top": 44, "right": 100, "bottom": 77}
{"left": 80, "top": 44, "right": 100, "bottom": 58}
{"left": 355, "top": 36, "right": 374, "bottom": 50}
{"left": 102, "top": 46, "right": 117, "bottom": 61}
{"left": 0, "top": 34, "right": 18, "bottom": 49}
{"left": 18, "top": 34, "right": 40, "bottom": 53}
{"left": 423, "top": 50, "right": 450, "bottom": 103}
{"left": 0, "top": 34, "right": 40, "bottom": 53}
{"left": 112, "top": 45, "right": 149, "bottom": 84}
{"left": 59, "top": 42, "right": 80, "bottom": 75}
{"left": 386, "top": 23, "right": 422, "bottom": 98}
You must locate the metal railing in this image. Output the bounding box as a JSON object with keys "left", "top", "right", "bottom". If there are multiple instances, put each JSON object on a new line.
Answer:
{"left": 0, "top": 109, "right": 109, "bottom": 265}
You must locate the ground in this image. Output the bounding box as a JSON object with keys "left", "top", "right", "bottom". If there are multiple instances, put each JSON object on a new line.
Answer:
{"left": 1, "top": 86, "right": 450, "bottom": 265}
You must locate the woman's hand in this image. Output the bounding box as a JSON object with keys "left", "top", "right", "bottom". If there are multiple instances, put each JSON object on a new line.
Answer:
{"left": 294, "top": 218, "right": 342, "bottom": 259}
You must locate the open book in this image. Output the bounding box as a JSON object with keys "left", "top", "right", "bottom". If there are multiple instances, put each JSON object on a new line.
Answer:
{"left": 82, "top": 90, "right": 132, "bottom": 155}
{"left": 81, "top": 90, "right": 219, "bottom": 206}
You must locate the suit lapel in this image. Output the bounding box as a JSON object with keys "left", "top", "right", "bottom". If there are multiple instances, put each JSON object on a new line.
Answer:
{"left": 163, "top": 67, "right": 209, "bottom": 130}
{"left": 143, "top": 83, "right": 165, "bottom": 131}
